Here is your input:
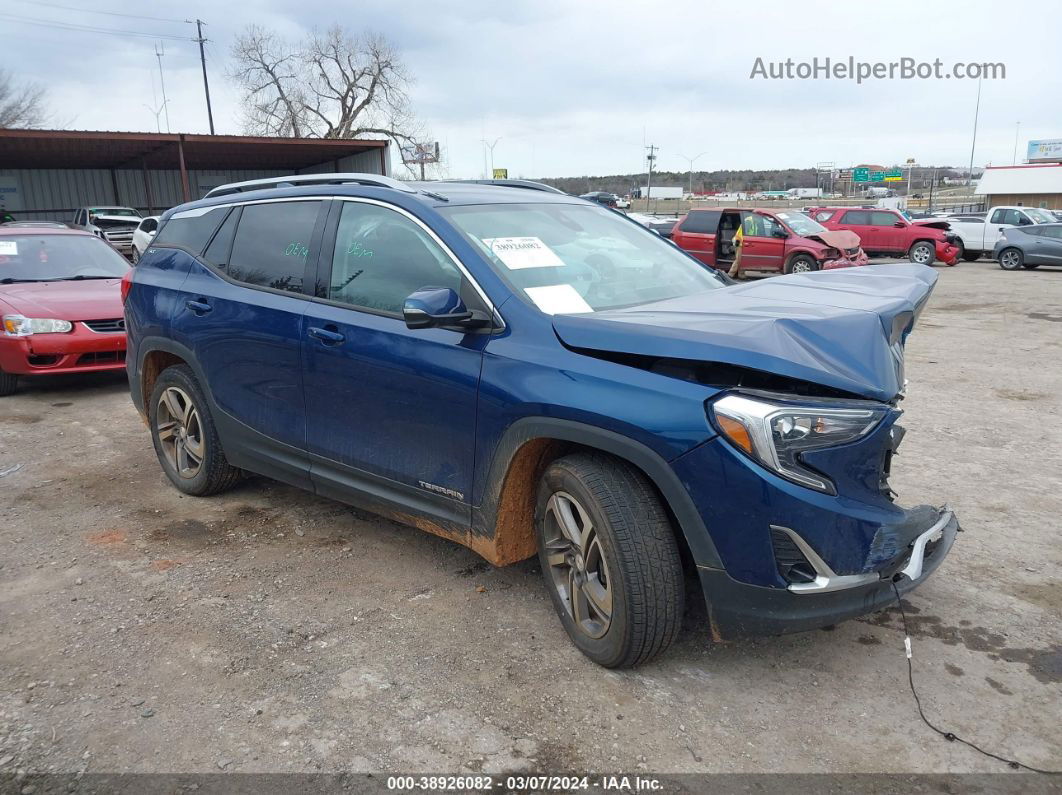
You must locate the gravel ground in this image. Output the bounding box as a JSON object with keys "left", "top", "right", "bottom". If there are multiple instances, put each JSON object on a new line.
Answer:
{"left": 0, "top": 260, "right": 1060, "bottom": 779}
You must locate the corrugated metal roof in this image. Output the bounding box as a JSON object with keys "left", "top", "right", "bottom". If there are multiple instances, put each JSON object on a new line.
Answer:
{"left": 976, "top": 164, "right": 1062, "bottom": 195}
{"left": 0, "top": 129, "right": 387, "bottom": 170}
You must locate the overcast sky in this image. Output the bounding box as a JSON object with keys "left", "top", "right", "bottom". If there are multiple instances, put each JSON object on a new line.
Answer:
{"left": 4, "top": 0, "right": 1060, "bottom": 179}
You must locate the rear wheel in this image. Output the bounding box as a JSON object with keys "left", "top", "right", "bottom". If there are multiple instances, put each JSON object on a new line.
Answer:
{"left": 784, "top": 254, "right": 818, "bottom": 274}
{"left": 998, "top": 248, "right": 1024, "bottom": 270}
{"left": 0, "top": 368, "right": 17, "bottom": 397}
{"left": 149, "top": 365, "right": 241, "bottom": 496}
{"left": 535, "top": 452, "right": 684, "bottom": 668}
{"left": 909, "top": 241, "right": 935, "bottom": 265}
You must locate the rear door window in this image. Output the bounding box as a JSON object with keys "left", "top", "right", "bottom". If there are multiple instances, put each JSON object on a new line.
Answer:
{"left": 154, "top": 206, "right": 230, "bottom": 255}
{"left": 841, "top": 210, "right": 871, "bottom": 225}
{"left": 227, "top": 201, "right": 322, "bottom": 294}
{"left": 679, "top": 210, "right": 720, "bottom": 234}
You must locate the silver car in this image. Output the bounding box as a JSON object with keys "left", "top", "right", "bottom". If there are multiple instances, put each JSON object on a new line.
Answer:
{"left": 70, "top": 206, "right": 142, "bottom": 257}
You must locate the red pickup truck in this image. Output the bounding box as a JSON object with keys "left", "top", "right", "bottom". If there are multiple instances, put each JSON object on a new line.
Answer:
{"left": 669, "top": 207, "right": 868, "bottom": 274}
{"left": 806, "top": 206, "right": 960, "bottom": 266}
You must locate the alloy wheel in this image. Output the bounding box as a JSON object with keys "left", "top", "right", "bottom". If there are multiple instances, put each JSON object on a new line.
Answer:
{"left": 1000, "top": 250, "right": 1021, "bottom": 269}
{"left": 155, "top": 386, "right": 205, "bottom": 479}
{"left": 542, "top": 491, "right": 613, "bottom": 639}
{"left": 791, "top": 260, "right": 812, "bottom": 273}
{"left": 912, "top": 245, "right": 932, "bottom": 264}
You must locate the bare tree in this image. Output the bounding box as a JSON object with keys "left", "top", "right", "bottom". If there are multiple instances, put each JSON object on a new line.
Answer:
{"left": 229, "top": 24, "right": 421, "bottom": 147}
{"left": 0, "top": 69, "right": 48, "bottom": 129}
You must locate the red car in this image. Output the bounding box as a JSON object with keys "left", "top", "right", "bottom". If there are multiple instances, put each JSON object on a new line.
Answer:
{"left": 670, "top": 207, "right": 868, "bottom": 274}
{"left": 0, "top": 227, "right": 129, "bottom": 396}
{"left": 806, "top": 206, "right": 960, "bottom": 266}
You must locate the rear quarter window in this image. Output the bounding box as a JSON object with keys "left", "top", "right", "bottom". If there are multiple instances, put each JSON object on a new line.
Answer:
{"left": 154, "top": 207, "right": 230, "bottom": 255}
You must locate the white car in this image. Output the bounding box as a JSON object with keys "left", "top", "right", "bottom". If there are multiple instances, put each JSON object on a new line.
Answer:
{"left": 130, "top": 216, "right": 160, "bottom": 264}
{"left": 615, "top": 195, "right": 631, "bottom": 209}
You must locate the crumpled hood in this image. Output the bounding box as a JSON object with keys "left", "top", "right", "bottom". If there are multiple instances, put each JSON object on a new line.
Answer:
{"left": 552, "top": 263, "right": 938, "bottom": 402}
{"left": 807, "top": 229, "right": 861, "bottom": 250}
{"left": 912, "top": 219, "right": 951, "bottom": 231}
{"left": 0, "top": 279, "right": 124, "bottom": 321}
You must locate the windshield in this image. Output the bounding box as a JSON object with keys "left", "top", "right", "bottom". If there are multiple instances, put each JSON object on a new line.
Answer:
{"left": 775, "top": 211, "right": 827, "bottom": 237}
{"left": 442, "top": 202, "right": 726, "bottom": 312}
{"left": 0, "top": 234, "right": 130, "bottom": 282}
{"left": 1025, "top": 208, "right": 1055, "bottom": 224}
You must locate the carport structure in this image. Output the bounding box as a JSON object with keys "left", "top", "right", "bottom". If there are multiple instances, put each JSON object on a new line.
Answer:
{"left": 0, "top": 129, "right": 391, "bottom": 220}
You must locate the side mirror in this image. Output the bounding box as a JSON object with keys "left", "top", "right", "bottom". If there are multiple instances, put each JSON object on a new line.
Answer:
{"left": 1018, "top": 217, "right": 1032, "bottom": 226}
{"left": 771, "top": 227, "right": 789, "bottom": 238}
{"left": 893, "top": 221, "right": 906, "bottom": 228}
{"left": 403, "top": 287, "right": 488, "bottom": 331}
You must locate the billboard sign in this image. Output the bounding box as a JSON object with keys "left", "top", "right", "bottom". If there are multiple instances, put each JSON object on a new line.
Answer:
{"left": 492, "top": 168, "right": 508, "bottom": 179}
{"left": 1027, "top": 139, "right": 1062, "bottom": 162}
{"left": 400, "top": 142, "right": 440, "bottom": 164}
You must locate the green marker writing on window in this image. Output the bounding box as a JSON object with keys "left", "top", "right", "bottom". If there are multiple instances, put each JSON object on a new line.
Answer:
{"left": 285, "top": 241, "right": 309, "bottom": 258}
{"left": 345, "top": 241, "right": 374, "bottom": 257}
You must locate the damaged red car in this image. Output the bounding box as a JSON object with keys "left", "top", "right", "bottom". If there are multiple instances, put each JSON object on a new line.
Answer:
{"left": 806, "top": 206, "right": 960, "bottom": 266}
{"left": 670, "top": 208, "right": 868, "bottom": 274}
{"left": 0, "top": 227, "right": 129, "bottom": 396}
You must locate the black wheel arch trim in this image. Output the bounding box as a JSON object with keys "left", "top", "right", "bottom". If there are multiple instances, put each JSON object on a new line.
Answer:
{"left": 475, "top": 417, "right": 723, "bottom": 569}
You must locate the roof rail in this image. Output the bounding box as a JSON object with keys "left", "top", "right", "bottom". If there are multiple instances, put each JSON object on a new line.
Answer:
{"left": 446, "top": 179, "right": 567, "bottom": 194}
{"left": 204, "top": 172, "right": 416, "bottom": 199}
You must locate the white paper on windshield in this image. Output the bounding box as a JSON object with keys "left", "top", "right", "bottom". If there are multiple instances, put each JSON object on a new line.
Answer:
{"left": 525, "top": 284, "right": 593, "bottom": 315}
{"left": 482, "top": 236, "right": 564, "bottom": 270}
{"left": 0, "top": 241, "right": 17, "bottom": 256}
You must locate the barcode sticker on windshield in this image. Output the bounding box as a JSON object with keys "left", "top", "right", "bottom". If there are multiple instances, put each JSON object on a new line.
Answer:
{"left": 525, "top": 284, "right": 593, "bottom": 315}
{"left": 0, "top": 241, "right": 18, "bottom": 256}
{"left": 482, "top": 237, "right": 564, "bottom": 270}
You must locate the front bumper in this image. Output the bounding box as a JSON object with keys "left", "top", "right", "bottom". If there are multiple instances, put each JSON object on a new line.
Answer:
{"left": 698, "top": 507, "right": 959, "bottom": 638}
{"left": 0, "top": 324, "right": 126, "bottom": 376}
{"left": 822, "top": 248, "right": 869, "bottom": 270}
{"left": 936, "top": 241, "right": 960, "bottom": 266}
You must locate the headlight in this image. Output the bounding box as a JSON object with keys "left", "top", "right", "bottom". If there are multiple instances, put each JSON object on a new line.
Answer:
{"left": 2, "top": 315, "right": 74, "bottom": 336}
{"left": 711, "top": 392, "right": 888, "bottom": 494}
{"left": 822, "top": 247, "right": 840, "bottom": 259}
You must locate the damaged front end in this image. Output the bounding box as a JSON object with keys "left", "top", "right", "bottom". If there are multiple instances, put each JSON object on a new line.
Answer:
{"left": 807, "top": 230, "right": 870, "bottom": 270}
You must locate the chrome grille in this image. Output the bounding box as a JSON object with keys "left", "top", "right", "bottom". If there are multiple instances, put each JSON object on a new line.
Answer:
{"left": 84, "top": 318, "right": 126, "bottom": 333}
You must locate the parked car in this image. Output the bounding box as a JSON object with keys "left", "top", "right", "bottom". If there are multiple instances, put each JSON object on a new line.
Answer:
{"left": 69, "top": 206, "right": 143, "bottom": 257}
{"left": 1051, "top": 210, "right": 1062, "bottom": 222}
{"left": 615, "top": 195, "right": 631, "bottom": 210}
{"left": 130, "top": 216, "right": 160, "bottom": 264}
{"left": 579, "top": 191, "right": 620, "bottom": 208}
{"left": 625, "top": 212, "right": 679, "bottom": 238}
{"left": 125, "top": 173, "right": 958, "bottom": 668}
{"left": 0, "top": 227, "right": 130, "bottom": 396}
{"left": 807, "top": 206, "right": 960, "bottom": 265}
{"left": 670, "top": 207, "right": 868, "bottom": 273}
{"left": 944, "top": 205, "right": 1057, "bottom": 261}
{"left": 1, "top": 221, "right": 69, "bottom": 229}
{"left": 993, "top": 223, "right": 1062, "bottom": 270}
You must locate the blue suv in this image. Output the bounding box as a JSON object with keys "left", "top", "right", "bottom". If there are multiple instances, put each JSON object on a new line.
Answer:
{"left": 124, "top": 174, "right": 959, "bottom": 667}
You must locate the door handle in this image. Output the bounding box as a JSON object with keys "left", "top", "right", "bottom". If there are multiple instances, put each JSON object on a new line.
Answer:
{"left": 308, "top": 326, "right": 345, "bottom": 345}
{"left": 186, "top": 299, "right": 212, "bottom": 315}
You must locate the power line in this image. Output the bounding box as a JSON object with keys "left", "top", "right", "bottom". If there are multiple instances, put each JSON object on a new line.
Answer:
{"left": 12, "top": 0, "right": 188, "bottom": 25}
{"left": 0, "top": 12, "right": 195, "bottom": 41}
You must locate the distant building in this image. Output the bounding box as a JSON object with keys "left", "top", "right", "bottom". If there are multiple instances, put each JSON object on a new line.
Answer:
{"left": 975, "top": 164, "right": 1062, "bottom": 210}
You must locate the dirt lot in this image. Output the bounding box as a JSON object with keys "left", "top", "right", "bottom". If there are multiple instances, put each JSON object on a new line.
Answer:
{"left": 1, "top": 260, "right": 1060, "bottom": 779}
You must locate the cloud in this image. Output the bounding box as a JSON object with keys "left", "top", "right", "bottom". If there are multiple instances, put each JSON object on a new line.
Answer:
{"left": 3, "top": 0, "right": 1058, "bottom": 177}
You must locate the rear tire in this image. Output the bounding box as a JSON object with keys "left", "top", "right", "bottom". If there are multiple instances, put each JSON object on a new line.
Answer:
{"left": 535, "top": 452, "right": 684, "bottom": 668}
{"left": 784, "top": 254, "right": 818, "bottom": 274}
{"left": 0, "top": 368, "right": 17, "bottom": 397}
{"left": 998, "top": 248, "right": 1024, "bottom": 270}
{"left": 148, "top": 365, "right": 241, "bottom": 496}
{"left": 909, "top": 241, "right": 935, "bottom": 266}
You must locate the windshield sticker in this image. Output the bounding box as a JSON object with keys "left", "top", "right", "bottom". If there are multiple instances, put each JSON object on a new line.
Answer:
{"left": 0, "top": 241, "right": 17, "bottom": 256}
{"left": 482, "top": 236, "right": 564, "bottom": 270}
{"left": 525, "top": 284, "right": 593, "bottom": 315}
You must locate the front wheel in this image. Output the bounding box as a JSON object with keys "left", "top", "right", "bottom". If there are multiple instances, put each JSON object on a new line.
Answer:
{"left": 535, "top": 453, "right": 684, "bottom": 668}
{"left": 0, "top": 368, "right": 17, "bottom": 397}
{"left": 131, "top": 246, "right": 140, "bottom": 265}
{"left": 149, "top": 365, "right": 241, "bottom": 496}
{"left": 784, "top": 254, "right": 819, "bottom": 274}
{"left": 998, "top": 248, "right": 1024, "bottom": 270}
{"left": 909, "top": 241, "right": 935, "bottom": 265}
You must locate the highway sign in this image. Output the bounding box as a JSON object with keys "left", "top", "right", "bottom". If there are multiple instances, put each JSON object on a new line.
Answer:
{"left": 870, "top": 171, "right": 885, "bottom": 181}
{"left": 853, "top": 168, "right": 870, "bottom": 183}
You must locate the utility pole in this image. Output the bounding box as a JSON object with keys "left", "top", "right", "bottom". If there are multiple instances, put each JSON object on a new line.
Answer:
{"left": 155, "top": 43, "right": 170, "bottom": 133}
{"left": 645, "top": 144, "right": 657, "bottom": 209}
{"left": 187, "top": 18, "right": 215, "bottom": 134}
{"left": 481, "top": 137, "right": 501, "bottom": 178}
{"left": 678, "top": 152, "right": 707, "bottom": 197}
{"left": 967, "top": 77, "right": 982, "bottom": 196}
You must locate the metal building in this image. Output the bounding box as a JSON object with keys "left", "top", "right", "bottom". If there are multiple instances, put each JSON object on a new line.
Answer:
{"left": 0, "top": 129, "right": 391, "bottom": 221}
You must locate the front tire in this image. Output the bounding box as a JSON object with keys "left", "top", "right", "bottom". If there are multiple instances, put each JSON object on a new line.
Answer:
{"left": 131, "top": 246, "right": 140, "bottom": 265}
{"left": 535, "top": 453, "right": 684, "bottom": 668}
{"left": 0, "top": 368, "right": 17, "bottom": 397}
{"left": 909, "top": 241, "right": 935, "bottom": 266}
{"left": 998, "top": 248, "right": 1024, "bottom": 270}
{"left": 784, "top": 254, "right": 818, "bottom": 274}
{"left": 148, "top": 365, "right": 241, "bottom": 496}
